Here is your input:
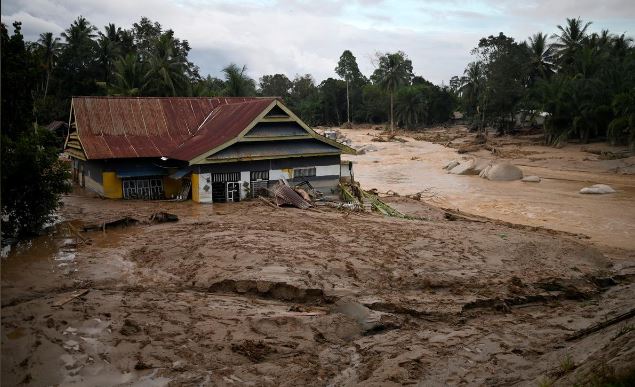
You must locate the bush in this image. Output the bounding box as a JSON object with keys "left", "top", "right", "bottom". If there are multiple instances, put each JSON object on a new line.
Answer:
{"left": 1, "top": 128, "right": 71, "bottom": 238}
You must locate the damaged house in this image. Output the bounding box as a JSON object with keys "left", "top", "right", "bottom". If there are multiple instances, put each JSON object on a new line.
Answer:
{"left": 64, "top": 96, "right": 355, "bottom": 203}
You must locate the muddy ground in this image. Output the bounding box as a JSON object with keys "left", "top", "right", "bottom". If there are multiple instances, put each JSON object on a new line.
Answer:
{"left": 336, "top": 125, "right": 635, "bottom": 251}
{"left": 2, "top": 191, "right": 634, "bottom": 386}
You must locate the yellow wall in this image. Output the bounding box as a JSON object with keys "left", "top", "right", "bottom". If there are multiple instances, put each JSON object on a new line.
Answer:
{"left": 163, "top": 177, "right": 182, "bottom": 199}
{"left": 102, "top": 172, "right": 123, "bottom": 199}
{"left": 191, "top": 173, "right": 200, "bottom": 202}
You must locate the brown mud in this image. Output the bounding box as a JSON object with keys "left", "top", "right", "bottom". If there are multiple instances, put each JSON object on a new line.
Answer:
{"left": 339, "top": 126, "right": 635, "bottom": 250}
{"left": 2, "top": 192, "right": 634, "bottom": 386}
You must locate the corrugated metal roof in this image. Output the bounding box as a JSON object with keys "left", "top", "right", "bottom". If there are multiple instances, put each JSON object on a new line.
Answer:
{"left": 72, "top": 97, "right": 275, "bottom": 160}
{"left": 168, "top": 99, "right": 275, "bottom": 161}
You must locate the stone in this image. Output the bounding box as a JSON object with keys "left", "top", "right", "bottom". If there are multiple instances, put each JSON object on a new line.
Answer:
{"left": 579, "top": 184, "right": 616, "bottom": 194}
{"left": 444, "top": 160, "right": 460, "bottom": 170}
{"left": 522, "top": 176, "right": 541, "bottom": 183}
{"left": 449, "top": 160, "right": 478, "bottom": 175}
{"left": 483, "top": 163, "right": 523, "bottom": 181}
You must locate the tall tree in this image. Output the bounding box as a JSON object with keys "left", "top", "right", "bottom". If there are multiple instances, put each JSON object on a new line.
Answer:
{"left": 335, "top": 50, "right": 362, "bottom": 124}
{"left": 551, "top": 17, "right": 592, "bottom": 69}
{"left": 222, "top": 64, "right": 256, "bottom": 97}
{"left": 145, "top": 33, "right": 189, "bottom": 96}
{"left": 102, "top": 53, "right": 149, "bottom": 96}
{"left": 259, "top": 74, "right": 292, "bottom": 98}
{"left": 37, "top": 32, "right": 61, "bottom": 98}
{"left": 527, "top": 32, "right": 555, "bottom": 83}
{"left": 371, "top": 51, "right": 414, "bottom": 132}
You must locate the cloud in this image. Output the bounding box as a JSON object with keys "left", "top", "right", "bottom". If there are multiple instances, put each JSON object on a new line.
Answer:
{"left": 2, "top": 0, "right": 633, "bottom": 85}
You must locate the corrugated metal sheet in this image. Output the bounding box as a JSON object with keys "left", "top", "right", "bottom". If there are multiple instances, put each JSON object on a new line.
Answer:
{"left": 168, "top": 99, "right": 275, "bottom": 161}
{"left": 72, "top": 96, "right": 274, "bottom": 160}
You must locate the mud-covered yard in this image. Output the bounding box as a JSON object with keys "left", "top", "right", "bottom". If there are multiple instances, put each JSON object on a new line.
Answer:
{"left": 2, "top": 194, "right": 634, "bottom": 386}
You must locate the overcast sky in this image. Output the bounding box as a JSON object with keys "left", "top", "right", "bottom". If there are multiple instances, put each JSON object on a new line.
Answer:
{"left": 3, "top": 0, "right": 634, "bottom": 85}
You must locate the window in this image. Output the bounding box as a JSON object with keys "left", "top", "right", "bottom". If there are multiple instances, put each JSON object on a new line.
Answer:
{"left": 250, "top": 170, "right": 269, "bottom": 181}
{"left": 293, "top": 167, "right": 316, "bottom": 178}
{"left": 123, "top": 177, "right": 164, "bottom": 200}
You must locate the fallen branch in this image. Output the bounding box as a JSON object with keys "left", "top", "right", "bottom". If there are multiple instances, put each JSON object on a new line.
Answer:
{"left": 566, "top": 308, "right": 635, "bottom": 341}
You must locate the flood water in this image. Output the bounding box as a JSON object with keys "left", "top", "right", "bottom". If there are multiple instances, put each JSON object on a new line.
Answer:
{"left": 341, "top": 129, "right": 635, "bottom": 250}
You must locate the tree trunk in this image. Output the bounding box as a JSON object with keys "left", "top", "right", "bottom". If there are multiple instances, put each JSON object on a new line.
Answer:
{"left": 390, "top": 92, "right": 394, "bottom": 133}
{"left": 44, "top": 70, "right": 50, "bottom": 99}
{"left": 346, "top": 79, "right": 350, "bottom": 123}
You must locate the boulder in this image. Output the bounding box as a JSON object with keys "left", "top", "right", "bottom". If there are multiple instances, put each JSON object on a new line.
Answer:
{"left": 449, "top": 160, "right": 478, "bottom": 175}
{"left": 522, "top": 175, "right": 541, "bottom": 183}
{"left": 482, "top": 163, "right": 523, "bottom": 181}
{"left": 472, "top": 158, "right": 492, "bottom": 174}
{"left": 443, "top": 160, "right": 460, "bottom": 170}
{"left": 579, "top": 184, "right": 616, "bottom": 194}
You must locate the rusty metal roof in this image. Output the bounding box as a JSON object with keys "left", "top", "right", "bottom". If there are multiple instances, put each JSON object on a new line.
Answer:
{"left": 168, "top": 98, "right": 274, "bottom": 161}
{"left": 71, "top": 96, "right": 275, "bottom": 160}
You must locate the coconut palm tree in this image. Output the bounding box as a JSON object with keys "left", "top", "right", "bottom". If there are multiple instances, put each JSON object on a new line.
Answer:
{"left": 222, "top": 63, "right": 256, "bottom": 97}
{"left": 551, "top": 17, "right": 592, "bottom": 69}
{"left": 145, "top": 34, "right": 188, "bottom": 96}
{"left": 100, "top": 53, "right": 149, "bottom": 96}
{"left": 372, "top": 52, "right": 413, "bottom": 132}
{"left": 37, "top": 32, "right": 61, "bottom": 98}
{"left": 527, "top": 32, "right": 555, "bottom": 82}
{"left": 395, "top": 86, "right": 427, "bottom": 129}
{"left": 97, "top": 24, "right": 123, "bottom": 84}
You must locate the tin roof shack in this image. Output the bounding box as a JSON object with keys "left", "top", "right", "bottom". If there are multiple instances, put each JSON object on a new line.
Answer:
{"left": 64, "top": 96, "right": 355, "bottom": 203}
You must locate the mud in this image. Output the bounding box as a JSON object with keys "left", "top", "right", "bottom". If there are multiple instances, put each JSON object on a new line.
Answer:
{"left": 339, "top": 126, "right": 635, "bottom": 250}
{"left": 2, "top": 194, "right": 634, "bottom": 386}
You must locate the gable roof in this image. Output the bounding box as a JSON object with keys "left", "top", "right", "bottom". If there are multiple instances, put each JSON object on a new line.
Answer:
{"left": 67, "top": 96, "right": 355, "bottom": 163}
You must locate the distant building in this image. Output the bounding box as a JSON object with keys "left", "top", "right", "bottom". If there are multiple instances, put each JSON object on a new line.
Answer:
{"left": 64, "top": 97, "right": 355, "bottom": 202}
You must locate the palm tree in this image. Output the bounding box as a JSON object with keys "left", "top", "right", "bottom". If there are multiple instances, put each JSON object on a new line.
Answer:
{"left": 222, "top": 63, "right": 255, "bottom": 97}
{"left": 551, "top": 17, "right": 592, "bottom": 69}
{"left": 395, "top": 86, "right": 426, "bottom": 129}
{"left": 373, "top": 52, "right": 413, "bottom": 132}
{"left": 459, "top": 62, "right": 484, "bottom": 117}
{"left": 61, "top": 16, "right": 97, "bottom": 47}
{"left": 145, "top": 34, "right": 188, "bottom": 96}
{"left": 97, "top": 24, "right": 123, "bottom": 84}
{"left": 527, "top": 32, "right": 555, "bottom": 82}
{"left": 100, "top": 53, "right": 149, "bottom": 96}
{"left": 37, "top": 32, "right": 61, "bottom": 98}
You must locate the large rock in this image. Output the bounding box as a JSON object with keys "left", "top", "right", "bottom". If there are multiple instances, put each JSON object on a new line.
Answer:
{"left": 482, "top": 163, "right": 523, "bottom": 181}
{"left": 472, "top": 158, "right": 492, "bottom": 174}
{"left": 522, "top": 175, "right": 541, "bottom": 183}
{"left": 449, "top": 160, "right": 478, "bottom": 175}
{"left": 579, "top": 184, "right": 616, "bottom": 194}
{"left": 443, "top": 160, "right": 460, "bottom": 170}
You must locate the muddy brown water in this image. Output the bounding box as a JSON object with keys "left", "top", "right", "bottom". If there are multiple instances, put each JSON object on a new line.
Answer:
{"left": 340, "top": 129, "right": 635, "bottom": 250}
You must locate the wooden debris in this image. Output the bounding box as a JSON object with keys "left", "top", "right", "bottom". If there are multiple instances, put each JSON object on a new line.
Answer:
{"left": 272, "top": 181, "right": 312, "bottom": 209}
{"left": 258, "top": 196, "right": 278, "bottom": 209}
{"left": 52, "top": 289, "right": 89, "bottom": 307}
{"left": 83, "top": 217, "right": 139, "bottom": 232}
{"left": 566, "top": 308, "right": 635, "bottom": 341}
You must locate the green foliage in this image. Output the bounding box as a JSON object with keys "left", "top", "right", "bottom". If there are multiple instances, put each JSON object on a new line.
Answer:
{"left": 258, "top": 74, "right": 292, "bottom": 98}
{"left": 222, "top": 63, "right": 256, "bottom": 97}
{"left": 453, "top": 18, "right": 634, "bottom": 147}
{"left": 1, "top": 130, "right": 71, "bottom": 238}
{"left": 372, "top": 51, "right": 415, "bottom": 131}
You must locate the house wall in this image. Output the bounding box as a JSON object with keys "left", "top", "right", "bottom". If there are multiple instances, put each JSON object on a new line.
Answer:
{"left": 191, "top": 155, "right": 341, "bottom": 203}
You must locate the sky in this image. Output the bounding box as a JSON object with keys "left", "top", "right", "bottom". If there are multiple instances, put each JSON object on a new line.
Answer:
{"left": 2, "top": 0, "right": 634, "bottom": 85}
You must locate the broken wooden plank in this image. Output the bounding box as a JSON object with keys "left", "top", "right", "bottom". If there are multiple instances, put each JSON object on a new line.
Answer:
{"left": 566, "top": 308, "right": 635, "bottom": 341}
{"left": 52, "top": 289, "right": 89, "bottom": 307}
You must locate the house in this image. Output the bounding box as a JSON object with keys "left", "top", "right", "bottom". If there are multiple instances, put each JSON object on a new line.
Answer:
{"left": 64, "top": 96, "right": 355, "bottom": 203}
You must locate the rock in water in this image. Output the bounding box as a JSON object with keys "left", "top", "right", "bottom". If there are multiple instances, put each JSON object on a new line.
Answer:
{"left": 444, "top": 160, "right": 460, "bottom": 170}
{"left": 579, "top": 184, "right": 616, "bottom": 194}
{"left": 472, "top": 158, "right": 491, "bottom": 174}
{"left": 483, "top": 163, "right": 523, "bottom": 181}
{"left": 522, "top": 175, "right": 541, "bottom": 183}
{"left": 449, "top": 160, "right": 478, "bottom": 175}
